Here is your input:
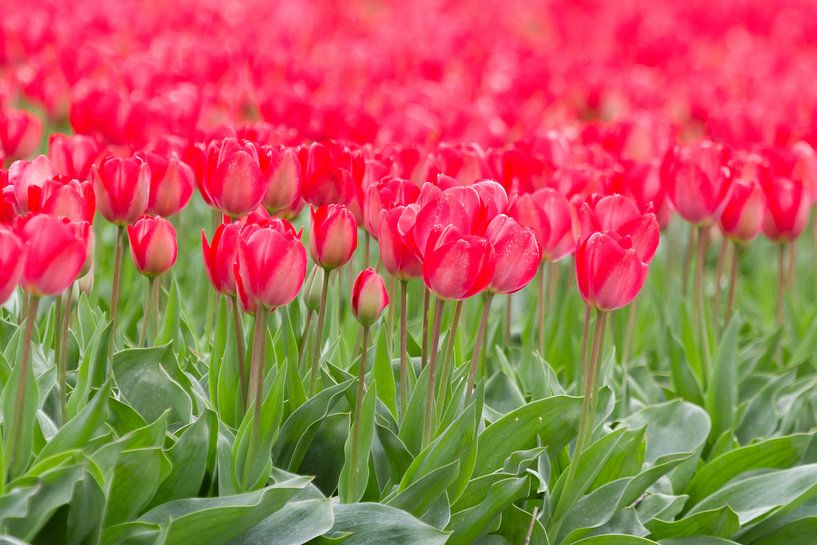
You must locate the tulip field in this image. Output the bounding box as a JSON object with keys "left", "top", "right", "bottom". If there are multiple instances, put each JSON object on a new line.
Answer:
{"left": 3, "top": 1, "right": 817, "bottom": 544}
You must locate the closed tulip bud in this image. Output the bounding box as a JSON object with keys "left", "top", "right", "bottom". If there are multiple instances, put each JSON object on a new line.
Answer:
{"left": 0, "top": 109, "right": 43, "bottom": 161}
{"left": 309, "top": 204, "right": 358, "bottom": 270}
{"left": 364, "top": 177, "right": 420, "bottom": 237}
{"left": 28, "top": 175, "right": 95, "bottom": 223}
{"left": 92, "top": 155, "right": 150, "bottom": 225}
{"left": 303, "top": 141, "right": 354, "bottom": 206}
{"left": 260, "top": 146, "right": 302, "bottom": 215}
{"left": 9, "top": 155, "right": 56, "bottom": 212}
{"left": 577, "top": 193, "right": 660, "bottom": 263}
{"left": 145, "top": 152, "right": 195, "bottom": 217}
{"left": 203, "top": 138, "right": 267, "bottom": 218}
{"left": 508, "top": 188, "right": 578, "bottom": 262}
{"left": 761, "top": 173, "right": 811, "bottom": 243}
{"left": 0, "top": 226, "right": 24, "bottom": 304}
{"left": 662, "top": 141, "right": 734, "bottom": 225}
{"left": 576, "top": 232, "right": 648, "bottom": 312}
{"left": 235, "top": 218, "right": 307, "bottom": 312}
{"left": 378, "top": 206, "right": 422, "bottom": 280}
{"left": 48, "top": 133, "right": 101, "bottom": 180}
{"left": 485, "top": 215, "right": 541, "bottom": 294}
{"left": 423, "top": 226, "right": 496, "bottom": 300}
{"left": 17, "top": 214, "right": 88, "bottom": 296}
{"left": 202, "top": 221, "right": 241, "bottom": 296}
{"left": 127, "top": 216, "right": 178, "bottom": 277}
{"left": 718, "top": 180, "right": 765, "bottom": 243}
{"left": 351, "top": 268, "right": 389, "bottom": 326}
{"left": 304, "top": 266, "right": 324, "bottom": 312}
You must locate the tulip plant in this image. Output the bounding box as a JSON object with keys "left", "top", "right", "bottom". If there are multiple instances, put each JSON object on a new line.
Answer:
{"left": 2, "top": 2, "right": 817, "bottom": 545}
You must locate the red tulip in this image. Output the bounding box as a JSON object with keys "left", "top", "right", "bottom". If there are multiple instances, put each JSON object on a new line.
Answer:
{"left": 423, "top": 226, "right": 496, "bottom": 300}
{"left": 413, "top": 185, "right": 480, "bottom": 257}
{"left": 127, "top": 216, "right": 178, "bottom": 277}
{"left": 577, "top": 194, "right": 660, "bottom": 263}
{"left": 302, "top": 141, "right": 354, "bottom": 206}
{"left": 0, "top": 226, "right": 24, "bottom": 304}
{"left": 575, "top": 232, "right": 648, "bottom": 312}
{"left": 9, "top": 155, "right": 56, "bottom": 212}
{"left": 260, "top": 146, "right": 301, "bottom": 215}
{"left": 203, "top": 138, "right": 267, "bottom": 218}
{"left": 612, "top": 160, "right": 672, "bottom": 228}
{"left": 378, "top": 206, "right": 423, "bottom": 280}
{"left": 92, "top": 155, "right": 150, "bottom": 225}
{"left": 235, "top": 218, "right": 307, "bottom": 312}
{"left": 472, "top": 180, "right": 509, "bottom": 220}
{"left": 309, "top": 204, "right": 358, "bottom": 270}
{"left": 760, "top": 174, "right": 811, "bottom": 243}
{"left": 28, "top": 175, "right": 95, "bottom": 223}
{"left": 202, "top": 221, "right": 241, "bottom": 296}
{"left": 484, "top": 214, "right": 541, "bottom": 294}
{"left": 48, "top": 133, "right": 100, "bottom": 180}
{"left": 0, "top": 172, "right": 16, "bottom": 224}
{"left": 17, "top": 214, "right": 88, "bottom": 296}
{"left": 351, "top": 268, "right": 389, "bottom": 326}
{"left": 508, "top": 188, "right": 578, "bottom": 262}
{"left": 718, "top": 180, "right": 765, "bottom": 243}
{"left": 0, "top": 109, "right": 42, "bottom": 161}
{"left": 145, "top": 152, "right": 195, "bottom": 217}
{"left": 364, "top": 177, "right": 420, "bottom": 236}
{"left": 662, "top": 141, "right": 733, "bottom": 225}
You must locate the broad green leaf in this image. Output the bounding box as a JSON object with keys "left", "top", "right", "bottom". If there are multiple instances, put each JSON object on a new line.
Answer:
{"left": 338, "top": 384, "right": 377, "bottom": 503}
{"left": 386, "top": 461, "right": 459, "bottom": 518}
{"left": 373, "top": 330, "right": 397, "bottom": 419}
{"left": 104, "top": 447, "right": 172, "bottom": 525}
{"left": 705, "top": 319, "right": 739, "bottom": 442}
{"left": 321, "top": 503, "right": 449, "bottom": 545}
{"left": 744, "top": 516, "right": 817, "bottom": 545}
{"left": 398, "top": 361, "right": 430, "bottom": 455}
{"left": 37, "top": 382, "right": 111, "bottom": 462}
{"left": 647, "top": 507, "right": 740, "bottom": 540}
{"left": 446, "top": 476, "right": 529, "bottom": 545}
{"left": 574, "top": 537, "right": 658, "bottom": 544}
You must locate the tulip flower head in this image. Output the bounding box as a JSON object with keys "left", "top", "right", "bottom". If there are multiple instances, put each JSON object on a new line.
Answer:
{"left": 662, "top": 140, "right": 734, "bottom": 225}
{"left": 9, "top": 155, "right": 56, "bottom": 212}
{"left": 484, "top": 214, "right": 541, "bottom": 294}
{"left": 760, "top": 173, "right": 811, "bottom": 243}
{"left": 508, "top": 187, "right": 578, "bottom": 262}
{"left": 351, "top": 268, "right": 389, "bottom": 326}
{"left": 0, "top": 109, "right": 43, "bottom": 161}
{"left": 575, "top": 231, "right": 648, "bottom": 312}
{"left": 309, "top": 204, "right": 358, "bottom": 270}
{"left": 203, "top": 138, "right": 267, "bottom": 218}
{"left": 423, "top": 225, "right": 496, "bottom": 300}
{"left": 17, "top": 214, "right": 88, "bottom": 296}
{"left": 718, "top": 179, "right": 765, "bottom": 243}
{"left": 202, "top": 221, "right": 241, "bottom": 296}
{"left": 27, "top": 174, "right": 95, "bottom": 223}
{"left": 0, "top": 225, "right": 24, "bottom": 304}
{"left": 260, "top": 146, "right": 302, "bottom": 215}
{"left": 128, "top": 216, "right": 178, "bottom": 277}
{"left": 145, "top": 151, "right": 195, "bottom": 217}
{"left": 92, "top": 155, "right": 150, "bottom": 225}
{"left": 378, "top": 206, "right": 423, "bottom": 280}
{"left": 48, "top": 133, "right": 101, "bottom": 180}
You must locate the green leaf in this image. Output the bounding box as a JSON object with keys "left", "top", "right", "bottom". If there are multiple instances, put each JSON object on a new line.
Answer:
{"left": 37, "top": 382, "right": 111, "bottom": 462}
{"left": 320, "top": 503, "right": 449, "bottom": 545}
{"left": 67, "top": 321, "right": 112, "bottom": 418}
{"left": 386, "top": 460, "right": 460, "bottom": 518}
{"left": 647, "top": 507, "right": 741, "bottom": 540}
{"left": 397, "top": 360, "right": 429, "bottom": 455}
{"left": 104, "top": 447, "right": 172, "bottom": 525}
{"left": 474, "top": 395, "right": 582, "bottom": 477}
{"left": 373, "top": 330, "right": 397, "bottom": 419}
{"left": 338, "top": 384, "right": 377, "bottom": 503}
{"left": 705, "top": 319, "right": 739, "bottom": 442}
{"left": 745, "top": 516, "right": 817, "bottom": 545}
{"left": 658, "top": 538, "right": 740, "bottom": 545}
{"left": 573, "top": 537, "right": 658, "bottom": 544}
{"left": 446, "top": 476, "right": 529, "bottom": 545}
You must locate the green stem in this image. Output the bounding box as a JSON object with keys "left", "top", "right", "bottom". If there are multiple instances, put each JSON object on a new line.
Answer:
{"left": 107, "top": 225, "right": 126, "bottom": 367}
{"left": 7, "top": 295, "right": 39, "bottom": 481}
{"left": 139, "top": 278, "right": 154, "bottom": 347}
{"left": 538, "top": 262, "right": 547, "bottom": 356}
{"left": 421, "top": 288, "right": 430, "bottom": 368}
{"left": 504, "top": 293, "right": 512, "bottom": 344}
{"left": 242, "top": 306, "right": 268, "bottom": 489}
{"left": 725, "top": 242, "right": 739, "bottom": 325}
{"left": 57, "top": 287, "right": 74, "bottom": 426}
{"left": 422, "top": 297, "right": 444, "bottom": 448}
{"left": 349, "top": 325, "right": 370, "bottom": 501}
{"left": 682, "top": 225, "right": 697, "bottom": 296}
{"left": 694, "top": 226, "right": 712, "bottom": 382}
{"left": 466, "top": 293, "right": 493, "bottom": 400}
{"left": 297, "top": 310, "right": 313, "bottom": 370}
{"left": 399, "top": 281, "right": 409, "bottom": 420}
{"left": 777, "top": 244, "right": 786, "bottom": 327}
{"left": 620, "top": 300, "right": 636, "bottom": 418}
{"left": 309, "top": 269, "right": 331, "bottom": 395}
{"left": 231, "top": 295, "right": 248, "bottom": 409}
{"left": 435, "top": 300, "right": 463, "bottom": 409}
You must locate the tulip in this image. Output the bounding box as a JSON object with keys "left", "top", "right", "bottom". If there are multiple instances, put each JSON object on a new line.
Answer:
{"left": 472, "top": 180, "right": 509, "bottom": 221}
{"left": 92, "top": 155, "right": 150, "bottom": 225}
{"left": 0, "top": 109, "right": 43, "bottom": 162}
{"left": 485, "top": 215, "right": 542, "bottom": 295}
{"left": 260, "top": 146, "right": 301, "bottom": 215}
{"left": 615, "top": 160, "right": 672, "bottom": 229}
{"left": 0, "top": 226, "right": 24, "bottom": 304}
{"left": 719, "top": 180, "right": 765, "bottom": 243}
{"left": 309, "top": 204, "right": 358, "bottom": 271}
{"left": 575, "top": 232, "right": 647, "bottom": 312}
{"left": 508, "top": 188, "right": 578, "bottom": 262}
{"left": 303, "top": 141, "right": 354, "bottom": 206}
{"left": 48, "top": 133, "right": 100, "bottom": 180}
{"left": 761, "top": 175, "right": 811, "bottom": 243}
{"left": 234, "top": 218, "right": 307, "bottom": 313}
{"left": 577, "top": 194, "right": 660, "bottom": 263}
{"left": 423, "top": 226, "right": 496, "bottom": 301}
{"left": 364, "top": 176, "right": 420, "bottom": 237}
{"left": 1, "top": 172, "right": 16, "bottom": 224}
{"left": 378, "top": 207, "right": 423, "bottom": 281}
{"left": 412, "top": 185, "right": 480, "bottom": 257}
{"left": 662, "top": 140, "right": 734, "bottom": 225}
{"left": 202, "top": 221, "right": 241, "bottom": 296}
{"left": 127, "top": 216, "right": 178, "bottom": 277}
{"left": 27, "top": 175, "right": 95, "bottom": 223}
{"left": 17, "top": 214, "right": 88, "bottom": 297}
{"left": 203, "top": 138, "right": 267, "bottom": 218}
{"left": 145, "top": 152, "right": 195, "bottom": 217}
{"left": 9, "top": 155, "right": 56, "bottom": 212}
{"left": 351, "top": 268, "right": 389, "bottom": 327}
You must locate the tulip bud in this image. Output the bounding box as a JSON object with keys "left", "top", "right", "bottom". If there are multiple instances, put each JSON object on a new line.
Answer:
{"left": 0, "top": 109, "right": 43, "bottom": 161}
{"left": 509, "top": 188, "right": 578, "bottom": 262}
{"left": 93, "top": 155, "right": 150, "bottom": 225}
{"left": 378, "top": 207, "right": 422, "bottom": 280}
{"left": 127, "top": 216, "right": 178, "bottom": 277}
{"left": 9, "top": 155, "right": 56, "bottom": 212}
{"left": 351, "top": 268, "right": 389, "bottom": 326}
{"left": 28, "top": 175, "right": 95, "bottom": 223}
{"left": 364, "top": 177, "right": 420, "bottom": 237}
{"left": 662, "top": 141, "right": 734, "bottom": 225}
{"left": 718, "top": 180, "right": 765, "bottom": 243}
{"left": 203, "top": 138, "right": 267, "bottom": 218}
{"left": 145, "top": 152, "right": 195, "bottom": 217}
{"left": 304, "top": 266, "right": 324, "bottom": 312}
{"left": 309, "top": 204, "right": 358, "bottom": 270}
{"left": 413, "top": 185, "right": 480, "bottom": 257}
{"left": 423, "top": 226, "right": 496, "bottom": 300}
{"left": 17, "top": 214, "right": 88, "bottom": 296}
{"left": 0, "top": 226, "right": 24, "bottom": 304}
{"left": 48, "top": 133, "right": 101, "bottom": 180}
{"left": 484, "top": 215, "right": 541, "bottom": 294}
{"left": 575, "top": 232, "right": 648, "bottom": 311}
{"left": 577, "top": 194, "right": 660, "bottom": 263}
{"left": 260, "top": 146, "right": 302, "bottom": 215}
{"left": 202, "top": 221, "right": 241, "bottom": 296}
{"left": 235, "top": 218, "right": 307, "bottom": 312}
{"left": 761, "top": 173, "right": 811, "bottom": 243}
{"left": 302, "top": 141, "right": 354, "bottom": 206}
